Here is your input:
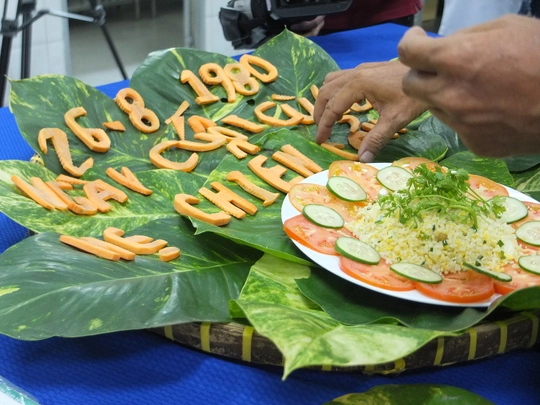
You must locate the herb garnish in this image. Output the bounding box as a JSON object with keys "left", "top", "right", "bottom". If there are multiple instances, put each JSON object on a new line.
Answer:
{"left": 377, "top": 165, "right": 504, "bottom": 228}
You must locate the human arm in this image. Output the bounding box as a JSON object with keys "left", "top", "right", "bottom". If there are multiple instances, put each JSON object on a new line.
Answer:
{"left": 398, "top": 15, "right": 540, "bottom": 157}
{"left": 313, "top": 61, "right": 427, "bottom": 162}
{"left": 289, "top": 16, "right": 326, "bottom": 37}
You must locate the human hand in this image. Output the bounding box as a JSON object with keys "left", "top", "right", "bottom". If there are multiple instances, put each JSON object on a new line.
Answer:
{"left": 314, "top": 61, "right": 427, "bottom": 162}
{"left": 398, "top": 15, "right": 540, "bottom": 157}
{"left": 289, "top": 16, "right": 325, "bottom": 37}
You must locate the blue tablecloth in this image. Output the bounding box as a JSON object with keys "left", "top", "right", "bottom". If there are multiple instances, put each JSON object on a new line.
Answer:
{"left": 1, "top": 24, "right": 539, "bottom": 405}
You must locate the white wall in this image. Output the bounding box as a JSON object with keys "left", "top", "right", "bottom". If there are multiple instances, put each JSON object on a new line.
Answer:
{"left": 191, "top": 0, "right": 238, "bottom": 56}
{"left": 0, "top": 0, "right": 71, "bottom": 104}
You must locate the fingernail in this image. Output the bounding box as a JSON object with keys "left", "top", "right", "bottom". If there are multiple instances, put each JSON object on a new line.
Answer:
{"left": 360, "top": 151, "right": 374, "bottom": 163}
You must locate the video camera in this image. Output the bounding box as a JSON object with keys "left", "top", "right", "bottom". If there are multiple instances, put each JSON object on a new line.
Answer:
{"left": 219, "top": 0, "right": 353, "bottom": 49}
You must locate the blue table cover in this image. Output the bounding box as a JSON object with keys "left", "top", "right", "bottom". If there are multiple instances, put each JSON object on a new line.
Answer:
{"left": 1, "top": 24, "right": 539, "bottom": 405}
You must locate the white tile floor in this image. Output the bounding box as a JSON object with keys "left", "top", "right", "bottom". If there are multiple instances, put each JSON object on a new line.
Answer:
{"left": 69, "top": 0, "right": 183, "bottom": 86}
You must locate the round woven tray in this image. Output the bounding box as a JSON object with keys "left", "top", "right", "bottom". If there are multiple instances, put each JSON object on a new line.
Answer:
{"left": 149, "top": 308, "right": 540, "bottom": 374}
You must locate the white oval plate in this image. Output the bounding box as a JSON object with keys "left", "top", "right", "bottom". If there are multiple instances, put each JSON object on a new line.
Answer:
{"left": 281, "top": 163, "right": 538, "bottom": 307}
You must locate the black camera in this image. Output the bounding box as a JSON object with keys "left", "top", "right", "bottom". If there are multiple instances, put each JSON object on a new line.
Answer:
{"left": 219, "top": 0, "right": 353, "bottom": 49}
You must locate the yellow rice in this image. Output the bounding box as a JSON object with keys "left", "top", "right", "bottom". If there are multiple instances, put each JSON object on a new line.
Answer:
{"left": 346, "top": 202, "right": 524, "bottom": 274}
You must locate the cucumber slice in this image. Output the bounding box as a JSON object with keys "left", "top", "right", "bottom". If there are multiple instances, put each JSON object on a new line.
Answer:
{"left": 463, "top": 262, "right": 512, "bottom": 282}
{"left": 335, "top": 237, "right": 380, "bottom": 264}
{"left": 518, "top": 255, "right": 540, "bottom": 275}
{"left": 376, "top": 166, "right": 413, "bottom": 191}
{"left": 390, "top": 263, "right": 443, "bottom": 284}
{"left": 515, "top": 221, "right": 540, "bottom": 246}
{"left": 492, "top": 196, "right": 528, "bottom": 224}
{"left": 302, "top": 204, "right": 344, "bottom": 229}
{"left": 326, "top": 176, "right": 367, "bottom": 202}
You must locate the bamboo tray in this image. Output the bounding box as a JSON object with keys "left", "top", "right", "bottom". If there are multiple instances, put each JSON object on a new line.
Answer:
{"left": 149, "top": 309, "right": 540, "bottom": 374}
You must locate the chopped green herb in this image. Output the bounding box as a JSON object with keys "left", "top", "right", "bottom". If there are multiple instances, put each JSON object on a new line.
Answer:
{"left": 497, "top": 240, "right": 504, "bottom": 247}
{"left": 378, "top": 165, "right": 504, "bottom": 228}
{"left": 419, "top": 231, "right": 430, "bottom": 241}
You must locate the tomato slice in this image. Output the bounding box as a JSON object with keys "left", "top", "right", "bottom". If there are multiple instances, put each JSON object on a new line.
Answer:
{"left": 283, "top": 215, "right": 352, "bottom": 255}
{"left": 494, "top": 263, "right": 540, "bottom": 295}
{"left": 518, "top": 240, "right": 540, "bottom": 254}
{"left": 512, "top": 202, "right": 540, "bottom": 229}
{"left": 392, "top": 157, "right": 444, "bottom": 173}
{"left": 468, "top": 174, "right": 509, "bottom": 199}
{"left": 288, "top": 183, "right": 366, "bottom": 223}
{"left": 328, "top": 161, "right": 382, "bottom": 201}
{"left": 339, "top": 256, "right": 415, "bottom": 291}
{"left": 414, "top": 270, "right": 494, "bottom": 303}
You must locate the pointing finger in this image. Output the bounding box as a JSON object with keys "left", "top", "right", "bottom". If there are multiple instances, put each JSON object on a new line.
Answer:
{"left": 314, "top": 71, "right": 357, "bottom": 124}
{"left": 357, "top": 118, "right": 399, "bottom": 163}
{"left": 315, "top": 85, "right": 365, "bottom": 144}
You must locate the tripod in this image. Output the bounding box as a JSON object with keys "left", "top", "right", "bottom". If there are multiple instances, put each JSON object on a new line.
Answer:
{"left": 0, "top": 0, "right": 128, "bottom": 107}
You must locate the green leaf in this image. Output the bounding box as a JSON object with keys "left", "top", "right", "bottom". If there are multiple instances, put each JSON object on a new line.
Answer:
{"left": 298, "top": 268, "right": 540, "bottom": 330}
{"left": 296, "top": 268, "right": 489, "bottom": 331}
{"left": 229, "top": 254, "right": 319, "bottom": 319}
{"left": 253, "top": 30, "right": 339, "bottom": 98}
{"left": 10, "top": 75, "right": 170, "bottom": 175}
{"left": 131, "top": 47, "right": 245, "bottom": 124}
{"left": 0, "top": 221, "right": 262, "bottom": 340}
{"left": 249, "top": 30, "right": 355, "bottom": 143}
{"left": 513, "top": 165, "right": 540, "bottom": 200}
{"left": 235, "top": 301, "right": 451, "bottom": 377}
{"left": 496, "top": 286, "right": 540, "bottom": 311}
{"left": 131, "top": 30, "right": 344, "bottom": 144}
{"left": 440, "top": 151, "right": 514, "bottom": 186}
{"left": 406, "top": 110, "right": 433, "bottom": 130}
{"left": 233, "top": 256, "right": 538, "bottom": 377}
{"left": 0, "top": 160, "right": 200, "bottom": 236}
{"left": 375, "top": 130, "right": 448, "bottom": 163}
{"left": 324, "top": 385, "right": 494, "bottom": 405}
{"left": 503, "top": 155, "right": 540, "bottom": 173}
{"left": 418, "top": 116, "right": 466, "bottom": 156}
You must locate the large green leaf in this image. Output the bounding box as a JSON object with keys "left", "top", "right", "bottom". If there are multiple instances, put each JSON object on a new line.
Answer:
{"left": 440, "top": 151, "right": 514, "bottom": 186}
{"left": 232, "top": 253, "right": 539, "bottom": 377}
{"left": 324, "top": 385, "right": 494, "bottom": 405}
{"left": 229, "top": 254, "right": 319, "bottom": 319}
{"left": 235, "top": 301, "right": 451, "bottom": 377}
{"left": 0, "top": 160, "right": 199, "bottom": 236}
{"left": 296, "top": 268, "right": 489, "bottom": 331}
{"left": 130, "top": 30, "right": 350, "bottom": 144}
{"left": 130, "top": 48, "right": 246, "bottom": 126}
{"left": 0, "top": 220, "right": 262, "bottom": 340}
{"left": 418, "top": 116, "right": 466, "bottom": 157}
{"left": 231, "top": 255, "right": 447, "bottom": 377}
{"left": 9, "top": 75, "right": 174, "bottom": 175}
{"left": 296, "top": 267, "right": 540, "bottom": 331}
{"left": 503, "top": 155, "right": 540, "bottom": 173}
{"left": 513, "top": 165, "right": 540, "bottom": 200}
{"left": 374, "top": 130, "right": 448, "bottom": 163}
